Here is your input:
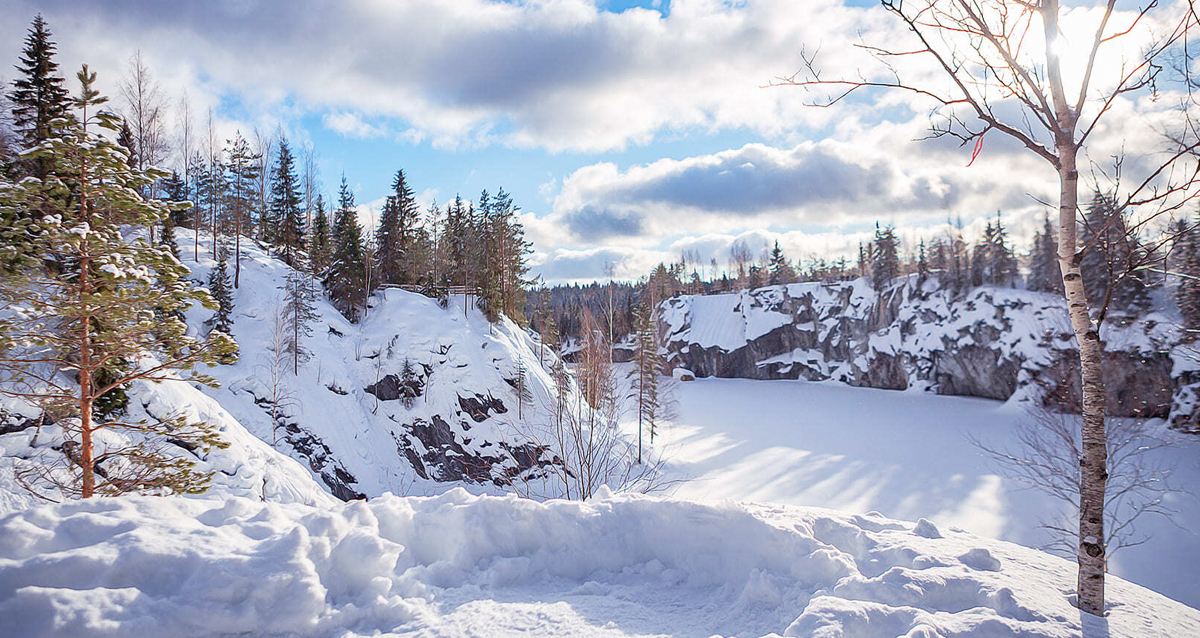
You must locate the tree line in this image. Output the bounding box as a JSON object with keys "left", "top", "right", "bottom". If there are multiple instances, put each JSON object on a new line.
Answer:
{"left": 539, "top": 192, "right": 1200, "bottom": 345}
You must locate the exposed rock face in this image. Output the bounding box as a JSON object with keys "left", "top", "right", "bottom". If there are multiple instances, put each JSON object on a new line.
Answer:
{"left": 398, "top": 412, "right": 551, "bottom": 485}
{"left": 660, "top": 280, "right": 1186, "bottom": 421}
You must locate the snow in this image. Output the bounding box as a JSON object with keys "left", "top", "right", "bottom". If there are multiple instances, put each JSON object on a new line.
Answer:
{"left": 2, "top": 489, "right": 1198, "bottom": 638}
{"left": 655, "top": 376, "right": 1200, "bottom": 609}
{"left": 0, "top": 370, "right": 338, "bottom": 515}
{"left": 170, "top": 228, "right": 604, "bottom": 500}
{"left": 660, "top": 280, "right": 1183, "bottom": 400}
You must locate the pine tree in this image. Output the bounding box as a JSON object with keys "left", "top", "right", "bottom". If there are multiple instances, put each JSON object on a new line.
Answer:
{"left": 327, "top": 175, "right": 368, "bottom": 321}
{"left": 9, "top": 14, "right": 71, "bottom": 179}
{"left": 0, "top": 66, "right": 237, "bottom": 499}
{"left": 269, "top": 138, "right": 304, "bottom": 266}
{"left": 207, "top": 243, "right": 234, "bottom": 335}
{"left": 486, "top": 188, "right": 531, "bottom": 322}
{"left": 871, "top": 223, "right": 900, "bottom": 290}
{"left": 627, "top": 304, "right": 662, "bottom": 463}
{"left": 282, "top": 269, "right": 317, "bottom": 374}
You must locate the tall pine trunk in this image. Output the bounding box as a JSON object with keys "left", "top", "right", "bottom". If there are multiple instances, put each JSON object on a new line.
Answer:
{"left": 78, "top": 258, "right": 95, "bottom": 499}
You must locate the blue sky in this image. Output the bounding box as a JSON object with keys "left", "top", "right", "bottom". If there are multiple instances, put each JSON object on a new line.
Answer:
{"left": 0, "top": 0, "right": 1167, "bottom": 283}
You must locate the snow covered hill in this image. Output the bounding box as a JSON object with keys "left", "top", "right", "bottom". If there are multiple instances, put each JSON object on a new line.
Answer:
{"left": 2, "top": 228, "right": 615, "bottom": 514}
{"left": 2, "top": 490, "right": 1196, "bottom": 638}
{"left": 175, "top": 229, "right": 598, "bottom": 501}
{"left": 660, "top": 280, "right": 1196, "bottom": 425}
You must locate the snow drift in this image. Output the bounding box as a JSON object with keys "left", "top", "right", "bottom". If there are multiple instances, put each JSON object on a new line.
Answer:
{"left": 1, "top": 490, "right": 1196, "bottom": 638}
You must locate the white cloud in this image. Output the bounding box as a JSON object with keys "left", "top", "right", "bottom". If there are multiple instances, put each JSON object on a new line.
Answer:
{"left": 323, "top": 112, "right": 386, "bottom": 139}
{"left": 0, "top": 0, "right": 892, "bottom": 152}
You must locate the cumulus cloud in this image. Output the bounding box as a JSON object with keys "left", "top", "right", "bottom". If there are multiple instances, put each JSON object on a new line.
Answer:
{"left": 323, "top": 112, "right": 386, "bottom": 139}
{"left": 548, "top": 140, "right": 1040, "bottom": 242}
{"left": 0, "top": 0, "right": 891, "bottom": 152}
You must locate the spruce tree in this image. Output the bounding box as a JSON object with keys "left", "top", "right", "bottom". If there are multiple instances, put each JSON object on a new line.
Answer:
{"left": 1172, "top": 217, "right": 1200, "bottom": 336}
{"left": 159, "top": 170, "right": 189, "bottom": 229}
{"left": 1027, "top": 212, "right": 1064, "bottom": 293}
{"left": 768, "top": 240, "right": 796, "bottom": 285}
{"left": 969, "top": 222, "right": 992, "bottom": 287}
{"left": 871, "top": 223, "right": 900, "bottom": 290}
{"left": 269, "top": 138, "right": 304, "bottom": 266}
{"left": 0, "top": 66, "right": 237, "bottom": 499}
{"left": 309, "top": 194, "right": 332, "bottom": 275}
{"left": 1081, "top": 191, "right": 1154, "bottom": 315}
{"left": 327, "top": 175, "right": 368, "bottom": 321}
{"left": 916, "top": 240, "right": 929, "bottom": 287}
{"left": 375, "top": 168, "right": 421, "bottom": 286}
{"left": 988, "top": 215, "right": 1018, "bottom": 286}
{"left": 283, "top": 269, "right": 317, "bottom": 374}
{"left": 9, "top": 14, "right": 70, "bottom": 179}
{"left": 116, "top": 119, "right": 138, "bottom": 168}
{"left": 207, "top": 243, "right": 234, "bottom": 335}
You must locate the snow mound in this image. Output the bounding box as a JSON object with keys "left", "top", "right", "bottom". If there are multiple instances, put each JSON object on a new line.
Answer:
{"left": 2, "top": 491, "right": 1195, "bottom": 638}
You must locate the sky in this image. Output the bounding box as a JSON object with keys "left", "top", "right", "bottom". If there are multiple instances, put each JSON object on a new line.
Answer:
{"left": 0, "top": 0, "right": 1186, "bottom": 284}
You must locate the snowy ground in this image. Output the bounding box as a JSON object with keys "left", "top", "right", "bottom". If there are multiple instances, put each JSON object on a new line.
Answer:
{"left": 3, "top": 489, "right": 1198, "bottom": 638}
{"left": 654, "top": 377, "right": 1200, "bottom": 609}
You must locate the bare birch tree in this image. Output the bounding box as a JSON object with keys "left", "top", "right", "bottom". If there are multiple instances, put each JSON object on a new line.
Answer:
{"left": 119, "top": 51, "right": 169, "bottom": 201}
{"left": 779, "top": 0, "right": 1200, "bottom": 614}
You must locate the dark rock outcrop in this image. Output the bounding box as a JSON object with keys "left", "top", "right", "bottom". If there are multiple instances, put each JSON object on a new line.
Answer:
{"left": 661, "top": 282, "right": 1183, "bottom": 420}
{"left": 398, "top": 414, "right": 551, "bottom": 485}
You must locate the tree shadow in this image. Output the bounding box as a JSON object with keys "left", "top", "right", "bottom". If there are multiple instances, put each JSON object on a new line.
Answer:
{"left": 1080, "top": 609, "right": 1111, "bottom": 638}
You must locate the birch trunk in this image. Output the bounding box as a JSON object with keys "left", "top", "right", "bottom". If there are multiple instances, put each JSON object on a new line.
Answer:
{"left": 1043, "top": 0, "right": 1107, "bottom": 615}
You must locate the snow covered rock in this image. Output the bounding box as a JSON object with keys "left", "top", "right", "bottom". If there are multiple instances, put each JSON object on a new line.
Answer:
{"left": 660, "top": 280, "right": 1187, "bottom": 421}
{"left": 173, "top": 229, "right": 596, "bottom": 500}
{"left": 0, "top": 490, "right": 1196, "bottom": 637}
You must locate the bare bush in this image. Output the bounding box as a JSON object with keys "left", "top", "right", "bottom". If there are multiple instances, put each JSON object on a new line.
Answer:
{"left": 975, "top": 405, "right": 1182, "bottom": 559}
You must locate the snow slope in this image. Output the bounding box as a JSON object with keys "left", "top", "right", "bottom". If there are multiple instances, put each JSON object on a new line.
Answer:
{"left": 2, "top": 489, "right": 1197, "bottom": 638}
{"left": 176, "top": 229, "right": 599, "bottom": 500}
{"left": 0, "top": 365, "right": 338, "bottom": 516}
{"left": 656, "top": 376, "right": 1200, "bottom": 609}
